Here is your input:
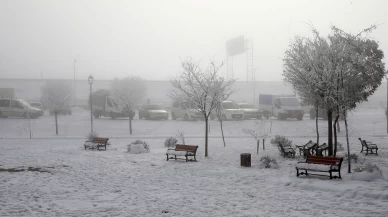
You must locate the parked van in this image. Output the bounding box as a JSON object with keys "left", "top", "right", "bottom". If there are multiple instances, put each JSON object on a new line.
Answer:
{"left": 0, "top": 98, "right": 43, "bottom": 118}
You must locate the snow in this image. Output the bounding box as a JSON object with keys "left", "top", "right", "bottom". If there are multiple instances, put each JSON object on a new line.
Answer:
{"left": 0, "top": 107, "right": 388, "bottom": 216}
{"left": 296, "top": 162, "right": 339, "bottom": 171}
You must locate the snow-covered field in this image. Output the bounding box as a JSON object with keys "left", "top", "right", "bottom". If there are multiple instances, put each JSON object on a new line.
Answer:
{"left": 0, "top": 107, "right": 387, "bottom": 217}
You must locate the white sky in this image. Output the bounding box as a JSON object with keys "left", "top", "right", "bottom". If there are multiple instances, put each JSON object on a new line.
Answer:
{"left": 0, "top": 0, "right": 387, "bottom": 81}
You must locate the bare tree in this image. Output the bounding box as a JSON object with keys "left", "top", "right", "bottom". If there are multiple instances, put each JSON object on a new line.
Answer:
{"left": 41, "top": 80, "right": 72, "bottom": 135}
{"left": 169, "top": 58, "right": 235, "bottom": 157}
{"left": 111, "top": 76, "right": 147, "bottom": 134}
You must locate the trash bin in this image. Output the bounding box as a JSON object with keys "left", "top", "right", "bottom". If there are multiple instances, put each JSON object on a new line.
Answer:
{"left": 240, "top": 153, "right": 251, "bottom": 167}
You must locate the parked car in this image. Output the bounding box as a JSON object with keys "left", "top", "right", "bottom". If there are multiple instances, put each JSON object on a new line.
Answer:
{"left": 49, "top": 106, "right": 72, "bottom": 115}
{"left": 29, "top": 102, "right": 44, "bottom": 111}
{"left": 170, "top": 101, "right": 204, "bottom": 121}
{"left": 139, "top": 104, "right": 169, "bottom": 120}
{"left": 237, "top": 103, "right": 263, "bottom": 119}
{"left": 213, "top": 100, "right": 244, "bottom": 121}
{"left": 0, "top": 98, "right": 43, "bottom": 118}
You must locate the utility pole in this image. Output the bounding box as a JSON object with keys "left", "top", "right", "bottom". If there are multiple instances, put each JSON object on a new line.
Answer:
{"left": 74, "top": 59, "right": 76, "bottom": 106}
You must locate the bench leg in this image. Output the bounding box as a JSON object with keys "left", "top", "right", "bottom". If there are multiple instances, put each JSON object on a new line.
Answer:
{"left": 185, "top": 155, "right": 188, "bottom": 162}
{"left": 329, "top": 171, "right": 332, "bottom": 179}
{"left": 194, "top": 155, "right": 196, "bottom": 162}
{"left": 338, "top": 170, "right": 341, "bottom": 179}
{"left": 166, "top": 154, "right": 169, "bottom": 161}
{"left": 174, "top": 155, "right": 177, "bottom": 160}
{"left": 296, "top": 169, "right": 299, "bottom": 177}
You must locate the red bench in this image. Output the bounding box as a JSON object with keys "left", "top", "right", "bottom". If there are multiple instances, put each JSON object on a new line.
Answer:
{"left": 296, "top": 156, "right": 343, "bottom": 179}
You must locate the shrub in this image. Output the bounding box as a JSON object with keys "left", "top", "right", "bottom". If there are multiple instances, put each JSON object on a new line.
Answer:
{"left": 352, "top": 163, "right": 384, "bottom": 181}
{"left": 336, "top": 142, "right": 344, "bottom": 151}
{"left": 127, "top": 140, "right": 150, "bottom": 154}
{"left": 87, "top": 131, "right": 98, "bottom": 141}
{"left": 270, "top": 135, "right": 292, "bottom": 147}
{"left": 344, "top": 153, "right": 359, "bottom": 164}
{"left": 259, "top": 155, "right": 279, "bottom": 169}
{"left": 353, "top": 163, "right": 381, "bottom": 173}
{"left": 164, "top": 137, "right": 178, "bottom": 148}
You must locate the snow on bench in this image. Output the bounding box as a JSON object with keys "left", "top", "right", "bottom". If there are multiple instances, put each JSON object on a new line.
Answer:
{"left": 296, "top": 156, "right": 343, "bottom": 179}
{"left": 166, "top": 144, "right": 198, "bottom": 162}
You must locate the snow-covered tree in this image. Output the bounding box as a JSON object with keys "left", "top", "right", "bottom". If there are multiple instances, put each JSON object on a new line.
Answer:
{"left": 111, "top": 76, "right": 147, "bottom": 134}
{"left": 284, "top": 25, "right": 386, "bottom": 162}
{"left": 169, "top": 58, "right": 235, "bottom": 157}
{"left": 41, "top": 80, "right": 72, "bottom": 135}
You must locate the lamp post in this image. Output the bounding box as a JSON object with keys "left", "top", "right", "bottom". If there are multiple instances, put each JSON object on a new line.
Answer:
{"left": 88, "top": 75, "right": 94, "bottom": 133}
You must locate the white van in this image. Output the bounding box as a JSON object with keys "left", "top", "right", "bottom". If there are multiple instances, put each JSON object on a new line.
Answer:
{"left": 0, "top": 98, "right": 43, "bottom": 118}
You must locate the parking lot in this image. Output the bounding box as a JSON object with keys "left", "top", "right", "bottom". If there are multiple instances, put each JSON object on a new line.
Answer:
{"left": 0, "top": 106, "right": 387, "bottom": 140}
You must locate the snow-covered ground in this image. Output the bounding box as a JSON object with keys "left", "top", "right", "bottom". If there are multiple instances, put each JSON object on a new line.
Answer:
{"left": 0, "top": 107, "right": 387, "bottom": 216}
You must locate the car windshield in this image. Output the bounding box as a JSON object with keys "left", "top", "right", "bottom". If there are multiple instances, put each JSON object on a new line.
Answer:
{"left": 222, "top": 101, "right": 239, "bottom": 109}
{"left": 148, "top": 104, "right": 164, "bottom": 110}
{"left": 279, "top": 97, "right": 300, "bottom": 107}
{"left": 239, "top": 104, "right": 255, "bottom": 109}
{"left": 19, "top": 99, "right": 33, "bottom": 108}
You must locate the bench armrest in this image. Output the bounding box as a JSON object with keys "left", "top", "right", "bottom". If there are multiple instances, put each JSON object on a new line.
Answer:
{"left": 167, "top": 148, "right": 176, "bottom": 151}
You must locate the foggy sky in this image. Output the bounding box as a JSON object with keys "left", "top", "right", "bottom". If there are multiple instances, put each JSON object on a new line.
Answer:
{"left": 0, "top": 0, "right": 387, "bottom": 81}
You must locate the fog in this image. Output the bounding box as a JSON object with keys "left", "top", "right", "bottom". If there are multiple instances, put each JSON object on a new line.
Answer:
{"left": 1, "top": 0, "right": 387, "bottom": 81}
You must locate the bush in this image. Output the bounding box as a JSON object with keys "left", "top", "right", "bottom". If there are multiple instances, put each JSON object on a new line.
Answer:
{"left": 270, "top": 135, "right": 292, "bottom": 147}
{"left": 336, "top": 142, "right": 344, "bottom": 151}
{"left": 354, "top": 163, "right": 381, "bottom": 173}
{"left": 352, "top": 163, "right": 384, "bottom": 181}
{"left": 127, "top": 140, "right": 150, "bottom": 154}
{"left": 164, "top": 137, "right": 178, "bottom": 148}
{"left": 87, "top": 131, "right": 98, "bottom": 141}
{"left": 344, "top": 153, "right": 359, "bottom": 164}
{"left": 259, "top": 155, "right": 279, "bottom": 169}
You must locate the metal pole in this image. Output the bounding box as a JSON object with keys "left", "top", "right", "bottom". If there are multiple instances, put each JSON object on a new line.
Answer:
{"left": 90, "top": 83, "right": 93, "bottom": 133}
{"left": 386, "top": 77, "right": 388, "bottom": 134}
{"left": 74, "top": 59, "right": 76, "bottom": 106}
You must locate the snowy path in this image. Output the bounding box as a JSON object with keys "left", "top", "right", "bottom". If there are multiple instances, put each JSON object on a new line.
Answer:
{"left": 0, "top": 138, "right": 387, "bottom": 217}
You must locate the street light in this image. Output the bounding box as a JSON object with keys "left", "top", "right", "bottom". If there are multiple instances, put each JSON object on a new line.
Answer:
{"left": 88, "top": 75, "right": 94, "bottom": 133}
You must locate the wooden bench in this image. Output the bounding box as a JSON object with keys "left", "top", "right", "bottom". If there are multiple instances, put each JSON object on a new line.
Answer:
{"left": 278, "top": 143, "right": 295, "bottom": 158}
{"left": 84, "top": 137, "right": 109, "bottom": 151}
{"left": 315, "top": 143, "right": 328, "bottom": 156}
{"left": 358, "top": 138, "right": 378, "bottom": 155}
{"left": 296, "top": 140, "right": 317, "bottom": 156}
{"left": 166, "top": 144, "right": 198, "bottom": 162}
{"left": 296, "top": 156, "right": 343, "bottom": 179}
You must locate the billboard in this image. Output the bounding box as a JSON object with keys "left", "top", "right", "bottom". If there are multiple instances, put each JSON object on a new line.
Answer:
{"left": 226, "top": 36, "right": 245, "bottom": 57}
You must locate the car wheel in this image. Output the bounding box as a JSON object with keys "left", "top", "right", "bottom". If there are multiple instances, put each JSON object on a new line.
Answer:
{"left": 184, "top": 114, "right": 189, "bottom": 121}
{"left": 221, "top": 114, "right": 227, "bottom": 121}
{"left": 0, "top": 111, "right": 2, "bottom": 118}
{"left": 297, "top": 115, "right": 303, "bottom": 120}
{"left": 210, "top": 114, "right": 215, "bottom": 120}
{"left": 171, "top": 113, "right": 176, "bottom": 120}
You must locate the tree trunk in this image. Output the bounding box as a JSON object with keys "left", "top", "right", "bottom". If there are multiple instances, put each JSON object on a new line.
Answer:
{"left": 256, "top": 140, "right": 259, "bottom": 154}
{"left": 344, "top": 110, "right": 351, "bottom": 173}
{"left": 315, "top": 107, "right": 319, "bottom": 146}
{"left": 220, "top": 119, "right": 226, "bottom": 147}
{"left": 262, "top": 139, "right": 265, "bottom": 150}
{"left": 205, "top": 117, "right": 208, "bottom": 157}
{"left": 129, "top": 115, "right": 132, "bottom": 135}
{"left": 327, "top": 110, "right": 333, "bottom": 156}
{"left": 333, "top": 115, "right": 339, "bottom": 157}
{"left": 55, "top": 112, "right": 58, "bottom": 135}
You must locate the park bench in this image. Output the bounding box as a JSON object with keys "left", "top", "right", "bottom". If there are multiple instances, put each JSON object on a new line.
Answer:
{"left": 296, "top": 140, "right": 317, "bottom": 156}
{"left": 358, "top": 138, "right": 378, "bottom": 155}
{"left": 278, "top": 143, "right": 296, "bottom": 158}
{"left": 315, "top": 143, "right": 329, "bottom": 156}
{"left": 166, "top": 144, "right": 198, "bottom": 162}
{"left": 84, "top": 137, "right": 109, "bottom": 151}
{"left": 296, "top": 156, "right": 343, "bottom": 179}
